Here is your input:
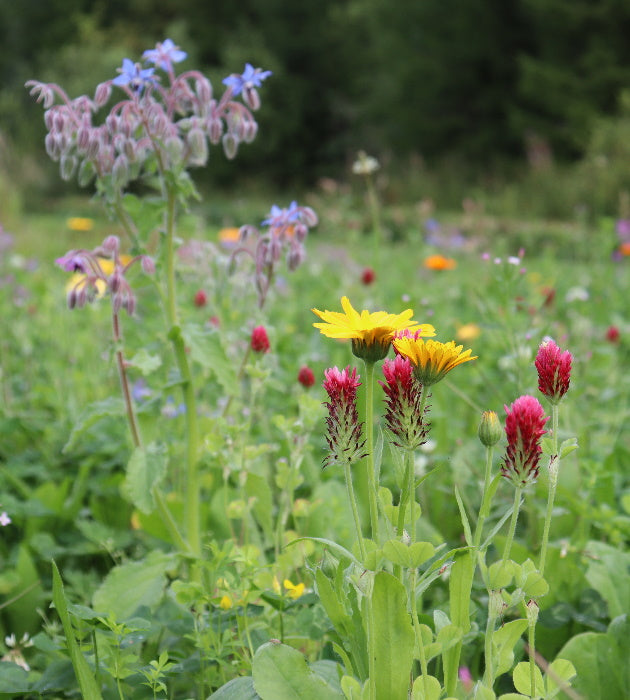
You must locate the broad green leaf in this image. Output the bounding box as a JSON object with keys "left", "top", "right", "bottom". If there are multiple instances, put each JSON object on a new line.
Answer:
{"left": 558, "top": 437, "right": 578, "bottom": 459}
{"left": 127, "top": 348, "right": 162, "bottom": 375}
{"left": 558, "top": 616, "right": 630, "bottom": 700}
{"left": 181, "top": 323, "right": 237, "bottom": 395}
{"left": 208, "top": 676, "right": 260, "bottom": 699}
{"left": 382, "top": 539, "right": 435, "bottom": 568}
{"left": 252, "top": 641, "right": 342, "bottom": 699}
{"left": 493, "top": 619, "right": 528, "bottom": 677}
{"left": 371, "top": 571, "right": 415, "bottom": 700}
{"left": 443, "top": 550, "right": 473, "bottom": 696}
{"left": 487, "top": 560, "right": 515, "bottom": 589}
{"left": 0, "top": 662, "right": 30, "bottom": 692}
{"left": 584, "top": 541, "right": 630, "bottom": 618}
{"left": 474, "top": 685, "right": 497, "bottom": 699}
{"left": 63, "top": 397, "right": 125, "bottom": 452}
{"left": 51, "top": 561, "right": 103, "bottom": 699}
{"left": 512, "top": 662, "right": 544, "bottom": 697}
{"left": 545, "top": 658, "right": 576, "bottom": 698}
{"left": 411, "top": 674, "right": 442, "bottom": 700}
{"left": 92, "top": 551, "right": 171, "bottom": 620}
{"left": 122, "top": 442, "right": 168, "bottom": 514}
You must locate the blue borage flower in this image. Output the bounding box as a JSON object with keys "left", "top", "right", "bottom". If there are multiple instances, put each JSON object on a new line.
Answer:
{"left": 222, "top": 63, "right": 272, "bottom": 97}
{"left": 112, "top": 58, "right": 156, "bottom": 92}
{"left": 142, "top": 39, "right": 187, "bottom": 72}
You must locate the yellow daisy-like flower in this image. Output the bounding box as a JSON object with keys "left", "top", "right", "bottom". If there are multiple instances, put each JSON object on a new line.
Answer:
{"left": 283, "top": 579, "right": 305, "bottom": 600}
{"left": 312, "top": 295, "right": 435, "bottom": 362}
{"left": 393, "top": 336, "right": 477, "bottom": 386}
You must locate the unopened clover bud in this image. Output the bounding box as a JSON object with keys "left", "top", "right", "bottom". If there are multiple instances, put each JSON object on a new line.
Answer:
{"left": 478, "top": 410, "right": 502, "bottom": 447}
{"left": 526, "top": 599, "right": 539, "bottom": 625}
{"left": 319, "top": 549, "right": 339, "bottom": 579}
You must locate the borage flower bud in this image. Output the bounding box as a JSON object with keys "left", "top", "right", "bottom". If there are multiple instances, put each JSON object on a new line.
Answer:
{"left": 322, "top": 366, "right": 367, "bottom": 468}
{"left": 379, "top": 354, "right": 428, "bottom": 450}
{"left": 478, "top": 410, "right": 502, "bottom": 447}
{"left": 251, "top": 325, "right": 270, "bottom": 353}
{"left": 534, "top": 339, "right": 573, "bottom": 404}
{"left": 501, "top": 395, "right": 548, "bottom": 487}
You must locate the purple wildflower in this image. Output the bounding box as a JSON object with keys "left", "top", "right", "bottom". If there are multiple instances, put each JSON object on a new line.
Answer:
{"left": 112, "top": 58, "right": 156, "bottom": 92}
{"left": 222, "top": 63, "right": 272, "bottom": 97}
{"left": 142, "top": 39, "right": 187, "bottom": 72}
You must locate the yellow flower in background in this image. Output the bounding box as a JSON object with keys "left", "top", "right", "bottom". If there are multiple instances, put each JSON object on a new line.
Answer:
{"left": 66, "top": 217, "right": 94, "bottom": 232}
{"left": 456, "top": 323, "right": 482, "bottom": 342}
{"left": 64, "top": 255, "right": 133, "bottom": 297}
{"left": 312, "top": 295, "right": 435, "bottom": 362}
{"left": 283, "top": 579, "right": 305, "bottom": 599}
{"left": 424, "top": 254, "right": 456, "bottom": 270}
{"left": 393, "top": 336, "right": 477, "bottom": 386}
{"left": 219, "top": 595, "right": 233, "bottom": 610}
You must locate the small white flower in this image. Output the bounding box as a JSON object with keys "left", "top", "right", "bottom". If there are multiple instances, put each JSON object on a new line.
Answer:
{"left": 352, "top": 151, "right": 380, "bottom": 175}
{"left": 565, "top": 286, "right": 589, "bottom": 302}
{"left": 0, "top": 512, "right": 11, "bottom": 527}
{"left": 507, "top": 256, "right": 521, "bottom": 266}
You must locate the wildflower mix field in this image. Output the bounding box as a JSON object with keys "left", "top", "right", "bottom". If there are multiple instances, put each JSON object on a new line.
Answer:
{"left": 1, "top": 40, "right": 629, "bottom": 699}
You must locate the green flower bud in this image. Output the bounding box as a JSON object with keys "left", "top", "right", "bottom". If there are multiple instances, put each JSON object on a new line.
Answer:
{"left": 478, "top": 410, "right": 502, "bottom": 447}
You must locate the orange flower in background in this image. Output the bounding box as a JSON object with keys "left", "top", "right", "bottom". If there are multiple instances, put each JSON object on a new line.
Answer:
{"left": 620, "top": 242, "right": 630, "bottom": 256}
{"left": 218, "top": 227, "right": 241, "bottom": 247}
{"left": 424, "top": 254, "right": 456, "bottom": 270}
{"left": 66, "top": 217, "right": 94, "bottom": 232}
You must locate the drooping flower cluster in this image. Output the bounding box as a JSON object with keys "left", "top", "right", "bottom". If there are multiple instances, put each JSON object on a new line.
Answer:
{"left": 232, "top": 201, "right": 318, "bottom": 307}
{"left": 322, "top": 366, "right": 367, "bottom": 468}
{"left": 393, "top": 332, "right": 477, "bottom": 386}
{"left": 56, "top": 235, "right": 154, "bottom": 314}
{"left": 501, "top": 395, "right": 548, "bottom": 487}
{"left": 312, "top": 296, "right": 435, "bottom": 362}
{"left": 534, "top": 339, "right": 573, "bottom": 404}
{"left": 379, "top": 355, "right": 428, "bottom": 449}
{"left": 26, "top": 40, "right": 271, "bottom": 189}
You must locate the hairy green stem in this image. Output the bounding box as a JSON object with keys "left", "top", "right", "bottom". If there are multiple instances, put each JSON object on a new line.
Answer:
{"left": 363, "top": 360, "right": 379, "bottom": 542}
{"left": 502, "top": 486, "right": 522, "bottom": 566}
{"left": 344, "top": 459, "right": 367, "bottom": 562}
{"left": 164, "top": 186, "right": 202, "bottom": 557}
{"left": 539, "top": 403, "right": 559, "bottom": 576}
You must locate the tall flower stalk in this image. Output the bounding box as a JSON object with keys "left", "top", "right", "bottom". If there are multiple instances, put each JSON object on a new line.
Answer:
{"left": 535, "top": 339, "right": 574, "bottom": 575}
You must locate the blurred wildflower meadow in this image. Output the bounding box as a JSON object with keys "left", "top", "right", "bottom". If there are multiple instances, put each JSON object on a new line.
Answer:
{"left": 0, "top": 38, "right": 629, "bottom": 700}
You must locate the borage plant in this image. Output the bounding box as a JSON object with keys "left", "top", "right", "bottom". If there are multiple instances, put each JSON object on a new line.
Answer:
{"left": 24, "top": 40, "right": 322, "bottom": 697}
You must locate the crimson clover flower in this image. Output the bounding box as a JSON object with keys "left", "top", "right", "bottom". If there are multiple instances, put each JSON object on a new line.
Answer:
{"left": 251, "top": 325, "right": 270, "bottom": 353}
{"left": 501, "top": 395, "right": 548, "bottom": 487}
{"left": 142, "top": 39, "right": 187, "bottom": 72}
{"left": 112, "top": 58, "right": 156, "bottom": 92}
{"left": 222, "top": 63, "right": 272, "bottom": 97}
{"left": 298, "top": 366, "right": 316, "bottom": 388}
{"left": 322, "top": 366, "right": 367, "bottom": 468}
{"left": 379, "top": 355, "right": 428, "bottom": 450}
{"left": 534, "top": 339, "right": 573, "bottom": 404}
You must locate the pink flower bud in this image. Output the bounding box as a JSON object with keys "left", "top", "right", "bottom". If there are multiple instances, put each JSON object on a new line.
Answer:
{"left": 297, "top": 366, "right": 315, "bottom": 388}
{"left": 94, "top": 81, "right": 112, "bottom": 107}
{"left": 194, "top": 289, "right": 207, "bottom": 307}
{"left": 251, "top": 325, "right": 270, "bottom": 353}
{"left": 141, "top": 256, "right": 155, "bottom": 275}
{"left": 501, "top": 395, "right": 548, "bottom": 487}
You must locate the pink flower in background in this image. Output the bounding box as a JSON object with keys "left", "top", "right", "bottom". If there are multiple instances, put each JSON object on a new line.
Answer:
{"left": 297, "top": 366, "right": 315, "bottom": 387}
{"left": 535, "top": 339, "right": 573, "bottom": 404}
{"left": 251, "top": 325, "right": 270, "bottom": 353}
